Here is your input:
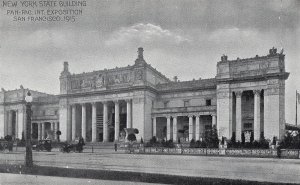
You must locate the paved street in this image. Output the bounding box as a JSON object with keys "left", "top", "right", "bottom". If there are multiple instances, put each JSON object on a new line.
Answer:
{"left": 0, "top": 149, "right": 300, "bottom": 184}
{"left": 0, "top": 173, "right": 164, "bottom": 185}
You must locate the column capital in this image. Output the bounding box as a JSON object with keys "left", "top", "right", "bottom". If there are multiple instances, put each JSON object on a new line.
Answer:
{"left": 235, "top": 91, "right": 243, "bottom": 97}
{"left": 81, "top": 103, "right": 86, "bottom": 107}
{"left": 113, "top": 100, "right": 119, "bottom": 104}
{"left": 253, "top": 89, "right": 261, "bottom": 96}
{"left": 125, "top": 99, "right": 132, "bottom": 103}
{"left": 102, "top": 100, "right": 108, "bottom": 105}
{"left": 171, "top": 115, "right": 178, "bottom": 119}
{"left": 188, "top": 114, "right": 194, "bottom": 118}
{"left": 194, "top": 114, "right": 201, "bottom": 118}
{"left": 166, "top": 115, "right": 171, "bottom": 119}
{"left": 91, "top": 102, "right": 97, "bottom": 106}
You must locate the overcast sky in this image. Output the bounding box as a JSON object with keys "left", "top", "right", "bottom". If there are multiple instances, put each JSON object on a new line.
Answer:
{"left": 0, "top": 0, "right": 299, "bottom": 124}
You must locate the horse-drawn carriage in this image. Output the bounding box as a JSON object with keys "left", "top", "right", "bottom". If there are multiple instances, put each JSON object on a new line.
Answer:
{"left": 60, "top": 138, "right": 85, "bottom": 153}
{"left": 32, "top": 139, "right": 52, "bottom": 152}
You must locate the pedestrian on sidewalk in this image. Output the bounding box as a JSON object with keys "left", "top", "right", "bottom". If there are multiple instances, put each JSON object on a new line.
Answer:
{"left": 114, "top": 141, "right": 117, "bottom": 152}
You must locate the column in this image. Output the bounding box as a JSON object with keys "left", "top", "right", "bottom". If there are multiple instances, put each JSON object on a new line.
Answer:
{"left": 103, "top": 101, "right": 108, "bottom": 142}
{"left": 71, "top": 105, "right": 76, "bottom": 140}
{"left": 38, "top": 123, "right": 41, "bottom": 140}
{"left": 51, "top": 122, "right": 55, "bottom": 139}
{"left": 81, "top": 103, "right": 86, "bottom": 140}
{"left": 7, "top": 110, "right": 12, "bottom": 135}
{"left": 200, "top": 116, "right": 205, "bottom": 140}
{"left": 195, "top": 115, "right": 200, "bottom": 141}
{"left": 166, "top": 116, "right": 171, "bottom": 140}
{"left": 114, "top": 100, "right": 120, "bottom": 141}
{"left": 55, "top": 122, "right": 59, "bottom": 140}
{"left": 92, "top": 102, "right": 97, "bottom": 142}
{"left": 254, "top": 90, "right": 261, "bottom": 141}
{"left": 67, "top": 105, "right": 72, "bottom": 141}
{"left": 15, "top": 111, "right": 18, "bottom": 138}
{"left": 41, "top": 122, "right": 45, "bottom": 139}
{"left": 4, "top": 111, "right": 8, "bottom": 136}
{"left": 212, "top": 114, "right": 217, "bottom": 126}
{"left": 172, "top": 116, "right": 177, "bottom": 142}
{"left": 152, "top": 117, "right": 156, "bottom": 137}
{"left": 236, "top": 91, "right": 242, "bottom": 141}
{"left": 188, "top": 115, "right": 193, "bottom": 141}
{"left": 126, "top": 99, "right": 132, "bottom": 128}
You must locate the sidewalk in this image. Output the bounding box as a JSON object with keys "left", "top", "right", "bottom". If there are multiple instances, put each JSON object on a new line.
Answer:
{"left": 0, "top": 173, "right": 164, "bottom": 185}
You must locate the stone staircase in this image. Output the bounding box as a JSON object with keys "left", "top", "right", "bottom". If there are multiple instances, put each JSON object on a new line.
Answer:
{"left": 84, "top": 142, "right": 115, "bottom": 150}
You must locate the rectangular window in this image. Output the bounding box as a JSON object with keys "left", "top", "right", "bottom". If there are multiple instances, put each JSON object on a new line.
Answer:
{"left": 244, "top": 123, "right": 252, "bottom": 129}
{"left": 184, "top": 100, "right": 189, "bottom": 107}
{"left": 164, "top": 101, "right": 169, "bottom": 108}
{"left": 206, "top": 99, "right": 211, "bottom": 106}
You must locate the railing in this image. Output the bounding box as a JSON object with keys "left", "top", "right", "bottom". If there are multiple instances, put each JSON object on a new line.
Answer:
{"left": 119, "top": 143, "right": 300, "bottom": 159}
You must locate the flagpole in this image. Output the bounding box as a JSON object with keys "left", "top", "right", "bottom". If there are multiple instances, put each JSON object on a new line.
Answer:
{"left": 296, "top": 90, "right": 298, "bottom": 126}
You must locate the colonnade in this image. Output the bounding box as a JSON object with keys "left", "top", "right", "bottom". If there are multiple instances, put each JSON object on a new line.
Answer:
{"left": 152, "top": 114, "right": 217, "bottom": 142}
{"left": 34, "top": 122, "right": 59, "bottom": 140}
{"left": 3, "top": 109, "right": 24, "bottom": 139}
{"left": 234, "top": 89, "right": 262, "bottom": 141}
{"left": 69, "top": 99, "right": 132, "bottom": 142}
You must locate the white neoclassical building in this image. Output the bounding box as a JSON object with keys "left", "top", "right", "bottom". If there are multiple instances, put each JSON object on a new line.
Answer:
{"left": 0, "top": 47, "right": 289, "bottom": 142}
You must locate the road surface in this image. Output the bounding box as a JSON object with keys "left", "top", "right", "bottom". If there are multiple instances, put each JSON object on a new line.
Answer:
{"left": 0, "top": 149, "right": 299, "bottom": 184}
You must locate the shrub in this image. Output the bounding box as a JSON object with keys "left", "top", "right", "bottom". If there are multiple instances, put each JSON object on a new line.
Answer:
{"left": 221, "top": 137, "right": 225, "bottom": 145}
{"left": 140, "top": 137, "right": 143, "bottom": 144}
{"left": 231, "top": 132, "right": 236, "bottom": 143}
{"left": 4, "top": 135, "right": 12, "bottom": 142}
{"left": 149, "top": 136, "right": 157, "bottom": 144}
{"left": 204, "top": 125, "right": 219, "bottom": 148}
{"left": 241, "top": 133, "right": 245, "bottom": 145}
{"left": 189, "top": 139, "right": 196, "bottom": 148}
{"left": 133, "top": 129, "right": 139, "bottom": 134}
{"left": 250, "top": 132, "right": 254, "bottom": 143}
{"left": 279, "top": 131, "right": 300, "bottom": 149}
{"left": 165, "top": 140, "right": 174, "bottom": 148}
{"left": 195, "top": 140, "right": 201, "bottom": 148}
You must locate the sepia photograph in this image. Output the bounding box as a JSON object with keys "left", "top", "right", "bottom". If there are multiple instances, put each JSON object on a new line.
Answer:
{"left": 0, "top": 0, "right": 299, "bottom": 184}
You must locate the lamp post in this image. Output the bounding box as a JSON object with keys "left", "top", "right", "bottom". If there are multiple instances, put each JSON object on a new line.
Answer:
{"left": 25, "top": 91, "right": 33, "bottom": 167}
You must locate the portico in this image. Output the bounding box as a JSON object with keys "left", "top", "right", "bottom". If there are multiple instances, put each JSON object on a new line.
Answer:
{"left": 67, "top": 99, "right": 133, "bottom": 142}
{"left": 152, "top": 113, "right": 217, "bottom": 142}
{"left": 233, "top": 89, "right": 264, "bottom": 141}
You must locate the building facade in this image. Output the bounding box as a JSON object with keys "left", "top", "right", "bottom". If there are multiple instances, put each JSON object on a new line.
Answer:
{"left": 0, "top": 47, "right": 289, "bottom": 142}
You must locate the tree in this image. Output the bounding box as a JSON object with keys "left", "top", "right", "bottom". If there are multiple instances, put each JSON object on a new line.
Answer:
{"left": 204, "top": 125, "right": 219, "bottom": 148}
{"left": 127, "top": 133, "right": 136, "bottom": 142}
{"left": 210, "top": 125, "right": 219, "bottom": 148}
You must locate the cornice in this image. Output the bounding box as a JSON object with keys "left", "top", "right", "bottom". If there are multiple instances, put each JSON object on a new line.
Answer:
{"left": 58, "top": 85, "right": 158, "bottom": 98}
{"left": 216, "top": 72, "right": 289, "bottom": 84}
